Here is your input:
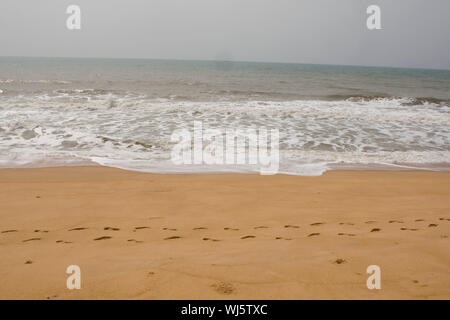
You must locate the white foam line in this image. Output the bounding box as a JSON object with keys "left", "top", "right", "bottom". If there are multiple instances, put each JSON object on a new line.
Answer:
{"left": 377, "top": 162, "right": 441, "bottom": 171}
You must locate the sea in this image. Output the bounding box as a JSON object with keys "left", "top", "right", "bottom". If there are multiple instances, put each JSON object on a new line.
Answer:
{"left": 0, "top": 56, "right": 449, "bottom": 175}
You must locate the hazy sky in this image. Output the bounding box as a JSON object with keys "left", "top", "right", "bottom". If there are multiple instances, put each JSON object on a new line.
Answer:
{"left": 1, "top": 0, "right": 449, "bottom": 69}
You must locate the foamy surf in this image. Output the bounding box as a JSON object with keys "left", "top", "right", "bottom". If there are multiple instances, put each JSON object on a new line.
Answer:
{"left": 1, "top": 95, "right": 449, "bottom": 175}
{"left": 1, "top": 57, "right": 449, "bottom": 175}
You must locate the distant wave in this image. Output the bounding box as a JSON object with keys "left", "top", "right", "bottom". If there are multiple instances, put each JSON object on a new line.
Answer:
{"left": 2, "top": 82, "right": 448, "bottom": 106}
{"left": 0, "top": 79, "right": 71, "bottom": 84}
{"left": 324, "top": 94, "right": 450, "bottom": 105}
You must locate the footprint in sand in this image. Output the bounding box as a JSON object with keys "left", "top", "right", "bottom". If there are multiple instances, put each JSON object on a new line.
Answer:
{"left": 241, "top": 235, "right": 255, "bottom": 239}
{"left": 224, "top": 227, "right": 239, "bottom": 231}
{"left": 365, "top": 221, "right": 377, "bottom": 224}
{"left": 193, "top": 227, "right": 208, "bottom": 230}
{"left": 94, "top": 236, "right": 112, "bottom": 241}
{"left": 428, "top": 224, "right": 438, "bottom": 227}
{"left": 334, "top": 258, "right": 346, "bottom": 265}
{"left": 164, "top": 236, "right": 182, "bottom": 240}
{"left": 275, "top": 236, "right": 292, "bottom": 240}
{"left": 134, "top": 226, "right": 150, "bottom": 231}
{"left": 23, "top": 238, "right": 41, "bottom": 242}
{"left": 34, "top": 230, "right": 49, "bottom": 233}
{"left": 310, "top": 222, "right": 324, "bottom": 226}
{"left": 254, "top": 226, "right": 268, "bottom": 229}
{"left": 415, "top": 219, "right": 425, "bottom": 222}
{"left": 25, "top": 260, "right": 33, "bottom": 264}
{"left": 284, "top": 225, "right": 299, "bottom": 229}
{"left": 338, "top": 233, "right": 355, "bottom": 236}
{"left": 104, "top": 227, "right": 120, "bottom": 231}
{"left": 1, "top": 229, "right": 18, "bottom": 233}
{"left": 162, "top": 227, "right": 177, "bottom": 231}
{"left": 370, "top": 228, "right": 381, "bottom": 232}
{"left": 212, "top": 282, "right": 235, "bottom": 295}
{"left": 339, "top": 222, "right": 355, "bottom": 226}
{"left": 69, "top": 227, "right": 87, "bottom": 231}
{"left": 400, "top": 227, "right": 418, "bottom": 231}
{"left": 202, "top": 237, "right": 220, "bottom": 242}
{"left": 389, "top": 220, "right": 404, "bottom": 224}
{"left": 127, "top": 239, "right": 143, "bottom": 243}
{"left": 308, "top": 233, "right": 320, "bottom": 237}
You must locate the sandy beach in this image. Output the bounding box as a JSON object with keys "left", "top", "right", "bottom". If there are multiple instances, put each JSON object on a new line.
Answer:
{"left": 0, "top": 167, "right": 449, "bottom": 299}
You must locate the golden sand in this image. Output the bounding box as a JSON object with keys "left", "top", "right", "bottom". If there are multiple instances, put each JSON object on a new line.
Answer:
{"left": 0, "top": 167, "right": 449, "bottom": 299}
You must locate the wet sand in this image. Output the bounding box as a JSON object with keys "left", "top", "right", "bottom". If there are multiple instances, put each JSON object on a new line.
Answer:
{"left": 0, "top": 167, "right": 449, "bottom": 299}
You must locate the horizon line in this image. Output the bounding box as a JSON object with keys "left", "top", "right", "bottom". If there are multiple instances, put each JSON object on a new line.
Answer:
{"left": 1, "top": 55, "right": 449, "bottom": 72}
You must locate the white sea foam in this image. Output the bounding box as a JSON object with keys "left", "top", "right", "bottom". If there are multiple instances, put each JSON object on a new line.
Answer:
{"left": 0, "top": 94, "right": 449, "bottom": 175}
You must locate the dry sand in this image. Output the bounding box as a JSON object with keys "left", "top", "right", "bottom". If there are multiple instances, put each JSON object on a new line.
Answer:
{"left": 0, "top": 166, "right": 449, "bottom": 299}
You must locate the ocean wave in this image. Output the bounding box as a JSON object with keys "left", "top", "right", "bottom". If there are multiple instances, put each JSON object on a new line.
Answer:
{"left": 1, "top": 94, "right": 449, "bottom": 175}
{"left": 324, "top": 94, "right": 450, "bottom": 106}
{"left": 0, "top": 79, "right": 71, "bottom": 84}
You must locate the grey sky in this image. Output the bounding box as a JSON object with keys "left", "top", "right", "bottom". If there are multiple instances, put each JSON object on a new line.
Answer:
{"left": 0, "top": 0, "right": 449, "bottom": 69}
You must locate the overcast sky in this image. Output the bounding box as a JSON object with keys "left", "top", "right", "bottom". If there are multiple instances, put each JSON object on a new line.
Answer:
{"left": 0, "top": 0, "right": 449, "bottom": 69}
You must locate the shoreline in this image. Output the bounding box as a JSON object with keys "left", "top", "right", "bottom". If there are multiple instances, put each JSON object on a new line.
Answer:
{"left": 1, "top": 160, "right": 450, "bottom": 176}
{"left": 0, "top": 166, "right": 449, "bottom": 299}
